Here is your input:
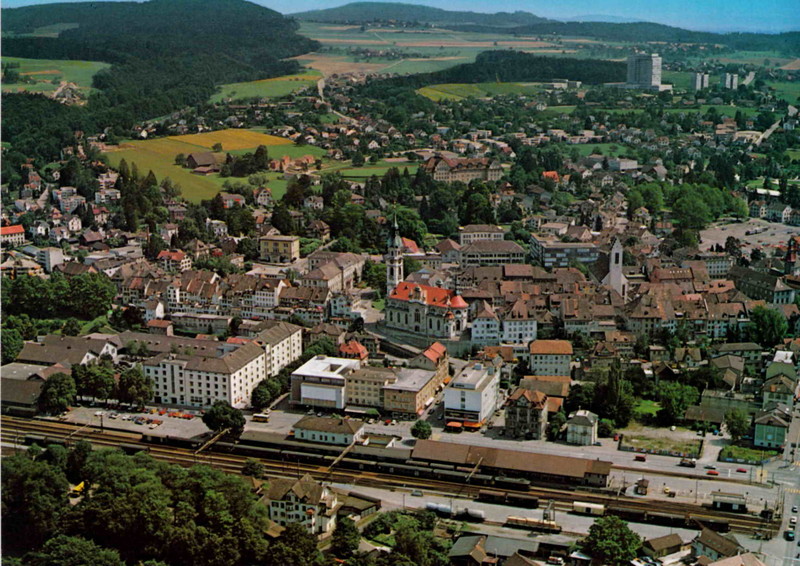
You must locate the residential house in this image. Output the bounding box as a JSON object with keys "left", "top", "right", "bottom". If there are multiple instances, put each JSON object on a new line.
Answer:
{"left": 566, "top": 410, "right": 599, "bottom": 446}
{"left": 263, "top": 474, "right": 340, "bottom": 536}
{"left": 504, "top": 388, "right": 551, "bottom": 439}
{"left": 259, "top": 234, "right": 300, "bottom": 263}
{"left": 528, "top": 340, "right": 573, "bottom": 376}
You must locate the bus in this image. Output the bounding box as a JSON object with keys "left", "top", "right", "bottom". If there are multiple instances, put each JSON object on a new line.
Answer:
{"left": 573, "top": 502, "right": 605, "bottom": 516}
{"left": 253, "top": 413, "right": 270, "bottom": 423}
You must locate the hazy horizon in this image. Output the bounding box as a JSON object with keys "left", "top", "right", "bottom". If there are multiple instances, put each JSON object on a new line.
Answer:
{"left": 2, "top": 0, "right": 799, "bottom": 33}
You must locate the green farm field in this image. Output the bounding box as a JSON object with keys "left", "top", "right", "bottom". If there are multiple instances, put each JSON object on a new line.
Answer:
{"left": 103, "top": 130, "right": 310, "bottom": 203}
{"left": 210, "top": 70, "right": 321, "bottom": 103}
{"left": 767, "top": 81, "right": 800, "bottom": 105}
{"left": 1, "top": 56, "right": 110, "bottom": 95}
{"left": 418, "top": 81, "right": 545, "bottom": 101}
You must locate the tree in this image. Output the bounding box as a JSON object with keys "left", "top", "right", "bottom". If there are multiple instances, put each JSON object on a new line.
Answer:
{"left": 351, "top": 151, "right": 365, "bottom": 167}
{"left": 411, "top": 420, "right": 432, "bottom": 440}
{"left": 212, "top": 143, "right": 223, "bottom": 152}
{"left": 725, "top": 409, "right": 751, "bottom": 442}
{"left": 657, "top": 382, "right": 699, "bottom": 426}
{"left": 26, "top": 535, "right": 124, "bottom": 566}
{"left": 746, "top": 306, "right": 788, "bottom": 347}
{"left": 117, "top": 367, "right": 153, "bottom": 409}
{"left": 38, "top": 372, "right": 77, "bottom": 415}
{"left": 251, "top": 379, "right": 281, "bottom": 409}
{"left": 241, "top": 458, "right": 264, "bottom": 478}
{"left": 1, "top": 327, "right": 23, "bottom": 364}
{"left": 174, "top": 153, "right": 187, "bottom": 167}
{"left": 202, "top": 400, "right": 246, "bottom": 436}
{"left": 61, "top": 318, "right": 82, "bottom": 336}
{"left": 582, "top": 516, "right": 641, "bottom": 566}
{"left": 267, "top": 522, "right": 323, "bottom": 566}
{"left": 598, "top": 419, "right": 615, "bottom": 438}
{"left": 2, "top": 453, "right": 69, "bottom": 552}
{"left": 331, "top": 516, "right": 361, "bottom": 559}
{"left": 547, "top": 411, "right": 567, "bottom": 440}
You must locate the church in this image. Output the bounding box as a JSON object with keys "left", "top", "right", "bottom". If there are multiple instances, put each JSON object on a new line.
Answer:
{"left": 383, "top": 216, "right": 468, "bottom": 339}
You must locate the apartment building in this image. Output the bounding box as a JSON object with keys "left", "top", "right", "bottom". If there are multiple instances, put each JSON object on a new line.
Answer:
{"left": 458, "top": 224, "right": 506, "bottom": 245}
{"left": 530, "top": 233, "right": 600, "bottom": 269}
{"left": 528, "top": 340, "right": 573, "bottom": 376}
{"left": 444, "top": 361, "right": 500, "bottom": 426}
{"left": 259, "top": 234, "right": 300, "bottom": 263}
{"left": 143, "top": 341, "right": 266, "bottom": 408}
{"left": 459, "top": 239, "right": 526, "bottom": 267}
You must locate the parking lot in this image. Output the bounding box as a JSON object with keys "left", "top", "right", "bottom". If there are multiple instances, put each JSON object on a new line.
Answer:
{"left": 700, "top": 218, "right": 797, "bottom": 256}
{"left": 61, "top": 406, "right": 210, "bottom": 440}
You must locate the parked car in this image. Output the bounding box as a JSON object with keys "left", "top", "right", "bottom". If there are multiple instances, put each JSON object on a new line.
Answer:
{"left": 706, "top": 470, "right": 720, "bottom": 476}
{"left": 704, "top": 465, "right": 716, "bottom": 470}
{"left": 410, "top": 490, "right": 423, "bottom": 497}
{"left": 736, "top": 468, "right": 747, "bottom": 473}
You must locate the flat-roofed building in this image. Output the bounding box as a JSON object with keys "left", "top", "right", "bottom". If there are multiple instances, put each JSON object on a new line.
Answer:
{"left": 530, "top": 233, "right": 600, "bottom": 269}
{"left": 459, "top": 239, "right": 526, "bottom": 267}
{"left": 444, "top": 361, "right": 499, "bottom": 425}
{"left": 383, "top": 367, "right": 441, "bottom": 417}
{"left": 290, "top": 355, "right": 361, "bottom": 409}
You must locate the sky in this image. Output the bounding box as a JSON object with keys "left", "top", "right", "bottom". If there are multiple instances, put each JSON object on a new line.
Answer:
{"left": 3, "top": 0, "right": 799, "bottom": 33}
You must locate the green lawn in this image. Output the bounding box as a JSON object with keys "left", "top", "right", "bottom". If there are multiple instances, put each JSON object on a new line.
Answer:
{"left": 210, "top": 70, "right": 321, "bottom": 103}
{"left": 1, "top": 56, "right": 110, "bottom": 95}
{"left": 662, "top": 71, "right": 692, "bottom": 91}
{"left": 331, "top": 160, "right": 418, "bottom": 179}
{"left": 719, "top": 445, "right": 779, "bottom": 463}
{"left": 622, "top": 434, "right": 699, "bottom": 456}
{"left": 767, "top": 81, "right": 800, "bottom": 105}
{"left": 633, "top": 399, "right": 661, "bottom": 417}
{"left": 418, "top": 81, "right": 544, "bottom": 101}
{"left": 572, "top": 143, "right": 628, "bottom": 157}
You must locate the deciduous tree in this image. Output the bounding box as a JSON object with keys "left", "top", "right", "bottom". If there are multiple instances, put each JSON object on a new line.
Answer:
{"left": 582, "top": 516, "right": 641, "bottom": 566}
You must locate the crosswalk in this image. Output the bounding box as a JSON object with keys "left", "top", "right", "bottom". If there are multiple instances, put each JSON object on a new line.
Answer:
{"left": 787, "top": 487, "right": 800, "bottom": 495}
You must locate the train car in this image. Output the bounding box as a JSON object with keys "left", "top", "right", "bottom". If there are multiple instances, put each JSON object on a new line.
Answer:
{"left": 23, "top": 434, "right": 47, "bottom": 446}
{"left": 141, "top": 434, "right": 199, "bottom": 449}
{"left": 607, "top": 506, "right": 647, "bottom": 523}
{"left": 457, "top": 508, "right": 486, "bottom": 522}
{"left": 506, "top": 516, "right": 562, "bottom": 533}
{"left": 434, "top": 468, "right": 469, "bottom": 483}
{"left": 691, "top": 517, "right": 730, "bottom": 533}
{"left": 505, "top": 492, "right": 539, "bottom": 509}
{"left": 573, "top": 502, "right": 605, "bottom": 516}
{"left": 339, "top": 457, "right": 378, "bottom": 472}
{"left": 495, "top": 476, "right": 531, "bottom": 491}
{"left": 472, "top": 473, "right": 495, "bottom": 486}
{"left": 478, "top": 490, "right": 539, "bottom": 509}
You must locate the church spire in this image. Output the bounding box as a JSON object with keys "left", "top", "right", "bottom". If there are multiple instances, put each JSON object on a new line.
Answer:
{"left": 385, "top": 211, "right": 404, "bottom": 297}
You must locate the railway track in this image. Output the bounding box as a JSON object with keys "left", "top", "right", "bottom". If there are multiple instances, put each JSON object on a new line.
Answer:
{"left": 1, "top": 416, "right": 780, "bottom": 534}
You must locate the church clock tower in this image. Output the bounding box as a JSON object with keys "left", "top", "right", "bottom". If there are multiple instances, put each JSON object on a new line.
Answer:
{"left": 385, "top": 214, "right": 404, "bottom": 297}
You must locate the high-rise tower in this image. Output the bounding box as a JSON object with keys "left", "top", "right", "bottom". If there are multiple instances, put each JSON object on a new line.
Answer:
{"left": 385, "top": 214, "right": 404, "bottom": 297}
{"left": 626, "top": 53, "right": 662, "bottom": 90}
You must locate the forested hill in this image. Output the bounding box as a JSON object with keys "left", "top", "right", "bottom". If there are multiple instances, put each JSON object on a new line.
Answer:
{"left": 383, "top": 51, "right": 626, "bottom": 88}
{"left": 294, "top": 2, "right": 551, "bottom": 27}
{"left": 3, "top": 0, "right": 317, "bottom": 71}
{"left": 1, "top": 0, "right": 319, "bottom": 159}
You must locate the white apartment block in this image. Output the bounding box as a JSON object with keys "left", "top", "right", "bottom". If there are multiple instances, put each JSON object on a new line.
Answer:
{"left": 143, "top": 342, "right": 266, "bottom": 408}
{"left": 444, "top": 361, "right": 500, "bottom": 425}
{"left": 255, "top": 321, "right": 303, "bottom": 377}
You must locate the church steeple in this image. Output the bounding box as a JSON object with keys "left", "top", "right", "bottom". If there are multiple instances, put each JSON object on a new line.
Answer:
{"left": 385, "top": 213, "right": 404, "bottom": 297}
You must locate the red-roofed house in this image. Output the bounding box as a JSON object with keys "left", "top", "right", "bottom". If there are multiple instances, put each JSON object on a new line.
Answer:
{"left": 339, "top": 339, "right": 369, "bottom": 361}
{"left": 401, "top": 237, "right": 420, "bottom": 255}
{"left": 409, "top": 341, "right": 450, "bottom": 382}
{"left": 542, "top": 171, "right": 560, "bottom": 184}
{"left": 157, "top": 249, "right": 192, "bottom": 272}
{"left": 386, "top": 282, "right": 468, "bottom": 339}
{"left": 1, "top": 225, "right": 26, "bottom": 248}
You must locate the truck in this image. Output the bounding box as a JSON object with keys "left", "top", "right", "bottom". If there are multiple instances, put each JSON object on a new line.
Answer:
{"left": 679, "top": 458, "right": 697, "bottom": 468}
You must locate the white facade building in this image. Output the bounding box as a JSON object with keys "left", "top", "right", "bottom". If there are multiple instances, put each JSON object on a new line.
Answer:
{"left": 528, "top": 340, "right": 573, "bottom": 376}
{"left": 444, "top": 361, "right": 500, "bottom": 425}
{"left": 143, "top": 342, "right": 266, "bottom": 408}
{"left": 290, "top": 355, "right": 361, "bottom": 409}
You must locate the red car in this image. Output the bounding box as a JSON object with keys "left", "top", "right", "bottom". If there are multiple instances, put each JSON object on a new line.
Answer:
{"left": 707, "top": 470, "right": 720, "bottom": 476}
{"left": 736, "top": 468, "right": 747, "bottom": 473}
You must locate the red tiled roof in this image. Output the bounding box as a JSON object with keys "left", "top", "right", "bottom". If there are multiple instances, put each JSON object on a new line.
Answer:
{"left": 1, "top": 225, "right": 24, "bottom": 235}
{"left": 339, "top": 339, "right": 368, "bottom": 359}
{"left": 529, "top": 340, "right": 573, "bottom": 355}
{"left": 401, "top": 237, "right": 420, "bottom": 254}
{"left": 389, "top": 282, "right": 467, "bottom": 309}
{"left": 422, "top": 341, "right": 447, "bottom": 364}
{"left": 157, "top": 250, "right": 186, "bottom": 261}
